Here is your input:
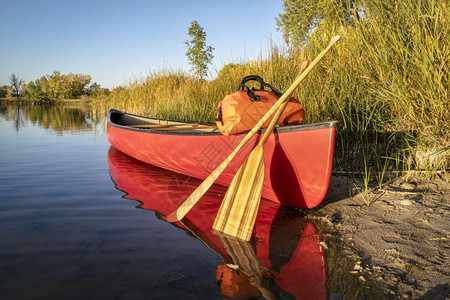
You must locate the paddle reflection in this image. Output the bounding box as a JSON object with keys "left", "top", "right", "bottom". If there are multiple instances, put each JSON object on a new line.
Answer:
{"left": 108, "top": 147, "right": 328, "bottom": 299}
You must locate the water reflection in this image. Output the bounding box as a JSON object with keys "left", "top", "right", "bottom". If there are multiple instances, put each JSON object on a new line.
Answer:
{"left": 108, "top": 147, "right": 328, "bottom": 299}
{"left": 0, "top": 102, "right": 102, "bottom": 134}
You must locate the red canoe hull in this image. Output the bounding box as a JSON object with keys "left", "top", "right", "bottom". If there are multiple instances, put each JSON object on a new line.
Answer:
{"left": 107, "top": 109, "right": 337, "bottom": 209}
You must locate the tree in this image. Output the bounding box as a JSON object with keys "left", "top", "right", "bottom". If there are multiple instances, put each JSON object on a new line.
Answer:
{"left": 185, "top": 21, "right": 214, "bottom": 79}
{"left": 0, "top": 85, "right": 8, "bottom": 98}
{"left": 276, "top": 0, "right": 361, "bottom": 47}
{"left": 64, "top": 72, "right": 92, "bottom": 98}
{"left": 9, "top": 73, "right": 25, "bottom": 100}
{"left": 26, "top": 80, "right": 45, "bottom": 100}
{"left": 26, "top": 71, "right": 94, "bottom": 101}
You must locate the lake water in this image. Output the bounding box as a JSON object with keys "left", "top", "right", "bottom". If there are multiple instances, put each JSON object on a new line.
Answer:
{"left": 0, "top": 103, "right": 379, "bottom": 299}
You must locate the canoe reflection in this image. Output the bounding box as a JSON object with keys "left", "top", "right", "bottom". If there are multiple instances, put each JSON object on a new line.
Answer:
{"left": 108, "top": 147, "right": 327, "bottom": 299}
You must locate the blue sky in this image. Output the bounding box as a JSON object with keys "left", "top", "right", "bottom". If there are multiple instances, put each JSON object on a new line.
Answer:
{"left": 1, "top": 0, "right": 284, "bottom": 89}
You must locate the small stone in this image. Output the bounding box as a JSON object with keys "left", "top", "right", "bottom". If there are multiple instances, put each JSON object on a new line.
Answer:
{"left": 358, "top": 276, "right": 366, "bottom": 282}
{"left": 353, "top": 264, "right": 362, "bottom": 271}
{"left": 400, "top": 182, "right": 416, "bottom": 190}
{"left": 318, "top": 241, "right": 328, "bottom": 249}
{"left": 400, "top": 199, "right": 414, "bottom": 206}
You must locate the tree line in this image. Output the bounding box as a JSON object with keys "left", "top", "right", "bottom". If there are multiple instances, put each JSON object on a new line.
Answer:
{"left": 1, "top": 71, "right": 110, "bottom": 101}
{"left": 1, "top": 21, "right": 214, "bottom": 100}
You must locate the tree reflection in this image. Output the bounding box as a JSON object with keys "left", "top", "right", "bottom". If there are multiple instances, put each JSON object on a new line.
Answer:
{"left": 0, "top": 102, "right": 103, "bottom": 134}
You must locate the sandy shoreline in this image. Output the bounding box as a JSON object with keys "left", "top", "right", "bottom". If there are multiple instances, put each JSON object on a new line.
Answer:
{"left": 309, "top": 173, "right": 449, "bottom": 299}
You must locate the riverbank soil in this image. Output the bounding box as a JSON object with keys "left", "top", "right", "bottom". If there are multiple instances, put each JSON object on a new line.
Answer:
{"left": 311, "top": 173, "right": 449, "bottom": 299}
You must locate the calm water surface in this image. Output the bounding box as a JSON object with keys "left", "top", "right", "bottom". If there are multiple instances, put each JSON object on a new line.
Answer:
{"left": 0, "top": 104, "right": 377, "bottom": 300}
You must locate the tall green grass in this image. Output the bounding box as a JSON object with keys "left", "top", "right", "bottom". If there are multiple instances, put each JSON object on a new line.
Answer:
{"left": 89, "top": 0, "right": 449, "bottom": 194}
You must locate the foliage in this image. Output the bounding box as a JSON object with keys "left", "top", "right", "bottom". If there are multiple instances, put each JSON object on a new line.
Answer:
{"left": 276, "top": 0, "right": 362, "bottom": 47}
{"left": 9, "top": 73, "right": 25, "bottom": 100}
{"left": 185, "top": 21, "right": 214, "bottom": 79}
{"left": 0, "top": 85, "right": 10, "bottom": 98}
{"left": 25, "top": 71, "right": 102, "bottom": 101}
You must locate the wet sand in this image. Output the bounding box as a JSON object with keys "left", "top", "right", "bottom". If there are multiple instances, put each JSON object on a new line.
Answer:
{"left": 310, "top": 173, "right": 449, "bottom": 299}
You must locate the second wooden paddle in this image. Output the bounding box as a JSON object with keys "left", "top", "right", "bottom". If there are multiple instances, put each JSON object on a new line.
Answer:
{"left": 211, "top": 61, "right": 310, "bottom": 240}
{"left": 213, "top": 36, "right": 341, "bottom": 240}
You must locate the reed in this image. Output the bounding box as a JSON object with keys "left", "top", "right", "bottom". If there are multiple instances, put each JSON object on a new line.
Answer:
{"left": 89, "top": 0, "right": 449, "bottom": 201}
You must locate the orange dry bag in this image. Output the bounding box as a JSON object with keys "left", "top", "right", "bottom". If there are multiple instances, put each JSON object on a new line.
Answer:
{"left": 215, "top": 75, "right": 304, "bottom": 135}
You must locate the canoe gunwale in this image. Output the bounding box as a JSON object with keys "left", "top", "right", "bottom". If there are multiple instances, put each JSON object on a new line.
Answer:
{"left": 107, "top": 109, "right": 338, "bottom": 136}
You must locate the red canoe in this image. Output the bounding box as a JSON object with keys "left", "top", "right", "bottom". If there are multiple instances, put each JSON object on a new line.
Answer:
{"left": 107, "top": 109, "right": 337, "bottom": 209}
{"left": 107, "top": 147, "right": 328, "bottom": 299}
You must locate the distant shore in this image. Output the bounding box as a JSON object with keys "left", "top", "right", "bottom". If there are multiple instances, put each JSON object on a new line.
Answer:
{"left": 0, "top": 97, "right": 84, "bottom": 104}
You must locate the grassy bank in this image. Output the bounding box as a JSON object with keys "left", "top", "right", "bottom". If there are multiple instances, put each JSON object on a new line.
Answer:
{"left": 88, "top": 0, "right": 449, "bottom": 196}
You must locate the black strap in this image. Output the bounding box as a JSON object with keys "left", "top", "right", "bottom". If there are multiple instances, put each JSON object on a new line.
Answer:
{"left": 238, "top": 75, "right": 283, "bottom": 101}
{"left": 240, "top": 75, "right": 265, "bottom": 89}
{"left": 215, "top": 107, "right": 223, "bottom": 124}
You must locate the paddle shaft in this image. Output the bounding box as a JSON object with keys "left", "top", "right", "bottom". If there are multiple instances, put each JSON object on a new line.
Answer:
{"left": 260, "top": 60, "right": 311, "bottom": 143}
{"left": 170, "top": 35, "right": 340, "bottom": 222}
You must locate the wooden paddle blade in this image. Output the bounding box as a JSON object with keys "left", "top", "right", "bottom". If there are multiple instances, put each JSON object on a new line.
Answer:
{"left": 213, "top": 145, "right": 265, "bottom": 241}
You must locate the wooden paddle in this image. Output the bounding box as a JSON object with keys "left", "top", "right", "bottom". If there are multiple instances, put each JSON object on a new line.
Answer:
{"left": 167, "top": 35, "right": 340, "bottom": 223}
{"left": 212, "top": 61, "right": 310, "bottom": 240}
{"left": 213, "top": 36, "right": 341, "bottom": 241}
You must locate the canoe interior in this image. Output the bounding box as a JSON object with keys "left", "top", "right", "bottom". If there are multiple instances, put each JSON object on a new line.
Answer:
{"left": 108, "top": 109, "right": 338, "bottom": 135}
{"left": 109, "top": 110, "right": 219, "bottom": 134}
